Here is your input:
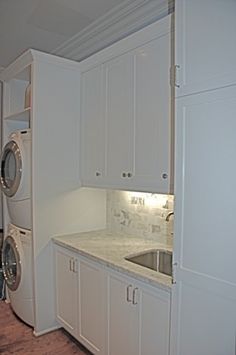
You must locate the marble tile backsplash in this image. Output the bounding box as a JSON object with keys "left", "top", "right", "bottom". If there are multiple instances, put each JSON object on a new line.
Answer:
{"left": 107, "top": 190, "right": 174, "bottom": 245}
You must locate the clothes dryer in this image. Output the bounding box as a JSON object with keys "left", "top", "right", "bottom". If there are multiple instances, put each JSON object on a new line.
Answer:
{"left": 0, "top": 129, "right": 31, "bottom": 229}
{"left": 2, "top": 224, "right": 34, "bottom": 326}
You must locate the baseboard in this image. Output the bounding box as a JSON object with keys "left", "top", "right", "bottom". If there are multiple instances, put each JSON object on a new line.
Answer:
{"left": 33, "top": 324, "right": 61, "bottom": 337}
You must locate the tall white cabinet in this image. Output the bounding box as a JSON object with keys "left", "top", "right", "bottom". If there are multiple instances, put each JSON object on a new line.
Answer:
{"left": 175, "top": 0, "right": 236, "bottom": 97}
{"left": 0, "top": 50, "right": 107, "bottom": 335}
{"left": 171, "top": 1, "right": 236, "bottom": 354}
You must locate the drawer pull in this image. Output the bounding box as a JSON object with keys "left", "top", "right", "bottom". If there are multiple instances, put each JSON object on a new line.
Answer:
{"left": 126, "top": 285, "right": 132, "bottom": 302}
{"left": 132, "top": 287, "right": 138, "bottom": 305}
{"left": 69, "top": 258, "right": 73, "bottom": 271}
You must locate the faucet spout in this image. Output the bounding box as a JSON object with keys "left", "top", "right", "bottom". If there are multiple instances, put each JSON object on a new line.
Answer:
{"left": 165, "top": 211, "right": 174, "bottom": 221}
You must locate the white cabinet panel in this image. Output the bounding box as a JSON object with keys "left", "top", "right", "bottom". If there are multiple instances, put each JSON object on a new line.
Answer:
{"left": 55, "top": 247, "right": 78, "bottom": 337}
{"left": 108, "top": 274, "right": 139, "bottom": 355}
{"left": 108, "top": 271, "right": 170, "bottom": 355}
{"left": 133, "top": 34, "right": 172, "bottom": 192}
{"left": 176, "top": 87, "right": 236, "bottom": 283}
{"left": 78, "top": 260, "right": 107, "bottom": 355}
{"left": 175, "top": 0, "right": 236, "bottom": 97}
{"left": 105, "top": 53, "right": 134, "bottom": 182}
{"left": 171, "top": 86, "right": 236, "bottom": 355}
{"left": 171, "top": 274, "right": 236, "bottom": 355}
{"left": 141, "top": 287, "right": 170, "bottom": 355}
{"left": 55, "top": 244, "right": 171, "bottom": 355}
{"left": 80, "top": 66, "right": 105, "bottom": 184}
{"left": 80, "top": 16, "right": 172, "bottom": 193}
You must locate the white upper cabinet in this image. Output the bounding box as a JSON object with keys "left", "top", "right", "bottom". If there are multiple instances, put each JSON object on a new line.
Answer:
{"left": 105, "top": 52, "right": 134, "bottom": 185}
{"left": 175, "top": 0, "right": 236, "bottom": 97}
{"left": 80, "top": 15, "right": 173, "bottom": 193}
{"left": 133, "top": 34, "right": 172, "bottom": 192}
{"left": 80, "top": 66, "right": 106, "bottom": 183}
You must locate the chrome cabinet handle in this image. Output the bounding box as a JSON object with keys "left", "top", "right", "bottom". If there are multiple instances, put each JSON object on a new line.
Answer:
{"left": 132, "top": 287, "right": 138, "bottom": 305}
{"left": 69, "top": 258, "right": 73, "bottom": 271}
{"left": 126, "top": 285, "right": 132, "bottom": 302}
{"left": 174, "top": 64, "right": 180, "bottom": 88}
{"left": 72, "top": 259, "right": 78, "bottom": 273}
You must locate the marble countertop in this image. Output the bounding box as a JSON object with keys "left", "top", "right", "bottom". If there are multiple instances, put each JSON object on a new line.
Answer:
{"left": 53, "top": 229, "right": 173, "bottom": 291}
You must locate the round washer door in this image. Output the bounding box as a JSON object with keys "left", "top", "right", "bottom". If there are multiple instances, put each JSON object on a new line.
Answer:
{"left": 2, "top": 236, "right": 21, "bottom": 291}
{"left": 0, "top": 140, "right": 22, "bottom": 197}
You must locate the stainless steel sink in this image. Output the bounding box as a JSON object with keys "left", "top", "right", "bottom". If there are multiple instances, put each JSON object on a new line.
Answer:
{"left": 125, "top": 249, "right": 172, "bottom": 276}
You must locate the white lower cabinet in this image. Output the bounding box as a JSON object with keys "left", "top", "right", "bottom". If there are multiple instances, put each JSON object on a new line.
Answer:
{"left": 55, "top": 246, "right": 78, "bottom": 338}
{"left": 108, "top": 275, "right": 139, "bottom": 355}
{"left": 140, "top": 285, "right": 170, "bottom": 355}
{"left": 78, "top": 260, "right": 107, "bottom": 354}
{"left": 54, "top": 246, "right": 107, "bottom": 354}
{"left": 55, "top": 245, "right": 170, "bottom": 355}
{"left": 108, "top": 271, "right": 170, "bottom": 355}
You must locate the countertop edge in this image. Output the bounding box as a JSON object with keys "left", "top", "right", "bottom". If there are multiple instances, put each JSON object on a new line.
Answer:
{"left": 53, "top": 237, "right": 172, "bottom": 292}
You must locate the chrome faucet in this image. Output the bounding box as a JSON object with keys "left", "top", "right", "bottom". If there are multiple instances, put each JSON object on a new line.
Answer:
{"left": 165, "top": 211, "right": 174, "bottom": 221}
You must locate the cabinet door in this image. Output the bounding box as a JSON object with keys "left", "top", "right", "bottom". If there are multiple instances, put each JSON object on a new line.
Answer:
{"left": 171, "top": 86, "right": 236, "bottom": 355}
{"left": 78, "top": 259, "right": 107, "bottom": 355}
{"left": 133, "top": 33, "right": 172, "bottom": 193}
{"left": 108, "top": 274, "right": 139, "bottom": 355}
{"left": 55, "top": 247, "right": 78, "bottom": 337}
{"left": 175, "top": 0, "right": 236, "bottom": 97}
{"left": 80, "top": 66, "right": 105, "bottom": 185}
{"left": 105, "top": 52, "right": 134, "bottom": 184}
{"left": 140, "top": 286, "right": 170, "bottom": 355}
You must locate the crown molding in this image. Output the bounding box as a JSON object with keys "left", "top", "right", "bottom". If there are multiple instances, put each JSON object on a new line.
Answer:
{"left": 52, "top": 0, "right": 174, "bottom": 62}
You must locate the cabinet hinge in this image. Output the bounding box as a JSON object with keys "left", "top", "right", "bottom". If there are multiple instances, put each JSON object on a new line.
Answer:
{"left": 170, "top": 65, "right": 180, "bottom": 88}
{"left": 171, "top": 262, "right": 178, "bottom": 284}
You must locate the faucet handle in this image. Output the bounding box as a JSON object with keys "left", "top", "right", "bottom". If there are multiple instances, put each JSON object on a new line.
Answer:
{"left": 166, "top": 211, "right": 174, "bottom": 221}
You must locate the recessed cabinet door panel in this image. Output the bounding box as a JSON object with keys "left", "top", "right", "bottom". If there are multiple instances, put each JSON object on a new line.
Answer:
{"left": 175, "top": 0, "right": 236, "bottom": 97}
{"left": 108, "top": 275, "right": 139, "bottom": 355}
{"left": 78, "top": 260, "right": 107, "bottom": 355}
{"left": 172, "top": 279, "right": 236, "bottom": 355}
{"left": 105, "top": 53, "right": 134, "bottom": 182}
{"left": 55, "top": 248, "right": 77, "bottom": 337}
{"left": 141, "top": 288, "right": 170, "bottom": 355}
{"left": 177, "top": 87, "right": 236, "bottom": 282}
{"left": 171, "top": 86, "right": 236, "bottom": 355}
{"left": 134, "top": 34, "right": 172, "bottom": 193}
{"left": 80, "top": 66, "right": 105, "bottom": 184}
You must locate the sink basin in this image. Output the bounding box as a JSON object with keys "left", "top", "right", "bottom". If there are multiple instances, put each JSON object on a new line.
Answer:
{"left": 125, "top": 249, "right": 172, "bottom": 276}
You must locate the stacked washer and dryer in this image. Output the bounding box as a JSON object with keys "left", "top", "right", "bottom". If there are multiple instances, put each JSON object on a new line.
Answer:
{"left": 0, "top": 129, "right": 34, "bottom": 326}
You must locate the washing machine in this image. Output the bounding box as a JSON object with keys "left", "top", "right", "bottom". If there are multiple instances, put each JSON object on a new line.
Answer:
{"left": 1, "top": 224, "right": 34, "bottom": 326}
{"left": 0, "top": 129, "right": 31, "bottom": 229}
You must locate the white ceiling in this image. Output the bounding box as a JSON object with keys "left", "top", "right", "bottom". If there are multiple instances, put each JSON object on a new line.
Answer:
{"left": 0, "top": 0, "right": 128, "bottom": 68}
